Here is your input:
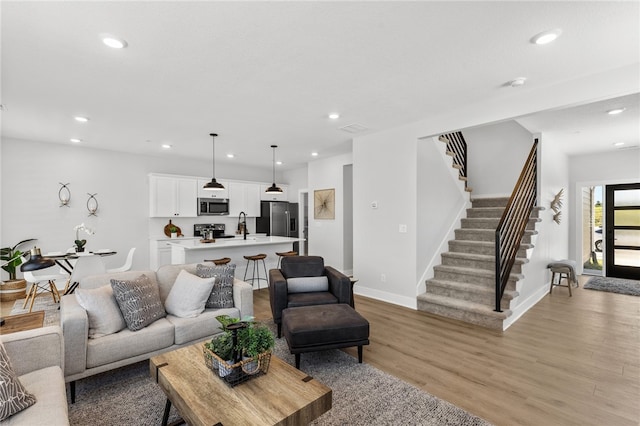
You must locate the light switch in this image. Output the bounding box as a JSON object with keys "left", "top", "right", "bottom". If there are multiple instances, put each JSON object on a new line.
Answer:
{"left": 371, "top": 201, "right": 378, "bottom": 209}
{"left": 399, "top": 224, "right": 407, "bottom": 233}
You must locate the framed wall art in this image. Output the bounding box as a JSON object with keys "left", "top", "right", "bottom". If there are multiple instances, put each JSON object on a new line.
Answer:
{"left": 314, "top": 188, "right": 335, "bottom": 220}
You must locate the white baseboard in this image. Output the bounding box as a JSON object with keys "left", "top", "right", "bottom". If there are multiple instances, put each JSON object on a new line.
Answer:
{"left": 354, "top": 286, "right": 417, "bottom": 310}
{"left": 503, "top": 284, "right": 549, "bottom": 330}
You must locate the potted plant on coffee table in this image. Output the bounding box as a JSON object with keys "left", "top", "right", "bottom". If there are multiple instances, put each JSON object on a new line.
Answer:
{"left": 237, "top": 322, "right": 275, "bottom": 374}
{"left": 0, "top": 239, "right": 36, "bottom": 302}
{"left": 205, "top": 331, "right": 234, "bottom": 376}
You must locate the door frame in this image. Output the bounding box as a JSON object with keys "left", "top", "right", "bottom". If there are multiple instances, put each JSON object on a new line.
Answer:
{"left": 605, "top": 182, "right": 640, "bottom": 279}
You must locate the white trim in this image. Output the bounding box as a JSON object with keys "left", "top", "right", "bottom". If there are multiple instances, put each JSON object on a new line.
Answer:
{"left": 503, "top": 284, "right": 549, "bottom": 330}
{"left": 355, "top": 286, "right": 417, "bottom": 310}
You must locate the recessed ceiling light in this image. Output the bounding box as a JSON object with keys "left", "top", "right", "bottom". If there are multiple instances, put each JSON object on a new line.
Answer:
{"left": 311, "top": 152, "right": 319, "bottom": 157}
{"left": 613, "top": 142, "right": 625, "bottom": 147}
{"left": 161, "top": 144, "right": 172, "bottom": 149}
{"left": 276, "top": 161, "right": 283, "bottom": 165}
{"left": 509, "top": 77, "right": 527, "bottom": 87}
{"left": 227, "top": 153, "right": 235, "bottom": 158}
{"left": 530, "top": 29, "right": 562, "bottom": 45}
{"left": 74, "top": 116, "right": 90, "bottom": 123}
{"left": 607, "top": 108, "right": 626, "bottom": 115}
{"left": 101, "top": 34, "right": 128, "bottom": 49}
{"left": 70, "top": 138, "right": 82, "bottom": 143}
{"left": 328, "top": 113, "right": 340, "bottom": 119}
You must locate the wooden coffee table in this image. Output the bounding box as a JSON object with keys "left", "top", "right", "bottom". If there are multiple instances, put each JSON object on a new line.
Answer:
{"left": 150, "top": 343, "right": 332, "bottom": 426}
{"left": 0, "top": 311, "right": 45, "bottom": 335}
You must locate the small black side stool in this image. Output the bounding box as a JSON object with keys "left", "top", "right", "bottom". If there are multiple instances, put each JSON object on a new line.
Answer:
{"left": 547, "top": 260, "right": 578, "bottom": 296}
{"left": 275, "top": 250, "right": 297, "bottom": 268}
{"left": 243, "top": 254, "right": 268, "bottom": 289}
{"left": 205, "top": 257, "right": 231, "bottom": 266}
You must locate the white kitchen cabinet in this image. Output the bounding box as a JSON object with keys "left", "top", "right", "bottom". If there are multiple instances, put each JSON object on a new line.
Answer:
{"left": 149, "top": 238, "right": 199, "bottom": 270}
{"left": 197, "top": 178, "right": 230, "bottom": 199}
{"left": 228, "top": 181, "right": 261, "bottom": 217}
{"left": 149, "top": 175, "right": 198, "bottom": 217}
{"left": 260, "top": 184, "right": 289, "bottom": 202}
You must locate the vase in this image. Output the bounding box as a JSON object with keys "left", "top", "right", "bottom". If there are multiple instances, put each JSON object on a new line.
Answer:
{"left": 76, "top": 247, "right": 85, "bottom": 253}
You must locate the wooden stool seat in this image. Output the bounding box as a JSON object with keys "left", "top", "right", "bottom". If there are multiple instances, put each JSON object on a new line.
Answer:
{"left": 275, "top": 251, "right": 297, "bottom": 268}
{"left": 205, "top": 257, "right": 231, "bottom": 265}
{"left": 548, "top": 260, "right": 578, "bottom": 296}
{"left": 243, "top": 254, "right": 268, "bottom": 289}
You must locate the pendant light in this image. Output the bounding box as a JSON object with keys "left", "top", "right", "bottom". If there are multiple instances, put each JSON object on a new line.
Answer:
{"left": 265, "top": 144, "right": 283, "bottom": 193}
{"left": 203, "top": 133, "right": 225, "bottom": 191}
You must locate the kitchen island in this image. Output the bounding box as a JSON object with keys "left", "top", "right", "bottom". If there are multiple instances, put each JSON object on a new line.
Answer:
{"left": 167, "top": 236, "right": 304, "bottom": 284}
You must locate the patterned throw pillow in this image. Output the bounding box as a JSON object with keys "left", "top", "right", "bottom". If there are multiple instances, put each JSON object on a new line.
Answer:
{"left": 110, "top": 274, "right": 166, "bottom": 331}
{"left": 196, "top": 263, "right": 236, "bottom": 309}
{"left": 0, "top": 342, "right": 37, "bottom": 421}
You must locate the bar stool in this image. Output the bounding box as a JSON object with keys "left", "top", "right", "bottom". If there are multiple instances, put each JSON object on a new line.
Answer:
{"left": 275, "top": 251, "right": 297, "bottom": 268}
{"left": 547, "top": 260, "right": 578, "bottom": 296}
{"left": 205, "top": 257, "right": 231, "bottom": 266}
{"left": 243, "top": 254, "right": 268, "bottom": 289}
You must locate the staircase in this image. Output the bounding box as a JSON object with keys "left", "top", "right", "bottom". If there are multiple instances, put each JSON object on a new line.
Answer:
{"left": 417, "top": 197, "right": 541, "bottom": 330}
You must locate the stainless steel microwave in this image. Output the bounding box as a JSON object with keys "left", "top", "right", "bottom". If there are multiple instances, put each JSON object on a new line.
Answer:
{"left": 198, "top": 198, "right": 229, "bottom": 216}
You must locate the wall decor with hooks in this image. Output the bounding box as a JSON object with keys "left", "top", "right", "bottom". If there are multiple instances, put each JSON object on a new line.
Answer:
{"left": 87, "top": 193, "right": 99, "bottom": 216}
{"left": 59, "top": 182, "right": 71, "bottom": 207}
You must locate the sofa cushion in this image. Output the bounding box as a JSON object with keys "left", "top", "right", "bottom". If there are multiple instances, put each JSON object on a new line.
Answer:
{"left": 287, "top": 276, "right": 329, "bottom": 293}
{"left": 86, "top": 318, "right": 175, "bottom": 368}
{"left": 111, "top": 274, "right": 166, "bottom": 331}
{"left": 156, "top": 264, "right": 199, "bottom": 302}
{"left": 281, "top": 256, "right": 325, "bottom": 279}
{"left": 75, "top": 285, "right": 126, "bottom": 338}
{"left": 164, "top": 270, "right": 215, "bottom": 318}
{"left": 0, "top": 342, "right": 37, "bottom": 421}
{"left": 3, "top": 366, "right": 68, "bottom": 426}
{"left": 196, "top": 263, "right": 236, "bottom": 309}
{"left": 166, "top": 307, "right": 240, "bottom": 345}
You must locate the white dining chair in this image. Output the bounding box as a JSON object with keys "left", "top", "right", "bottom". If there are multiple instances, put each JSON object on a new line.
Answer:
{"left": 22, "top": 264, "right": 69, "bottom": 312}
{"left": 67, "top": 256, "right": 107, "bottom": 294}
{"left": 107, "top": 247, "right": 136, "bottom": 273}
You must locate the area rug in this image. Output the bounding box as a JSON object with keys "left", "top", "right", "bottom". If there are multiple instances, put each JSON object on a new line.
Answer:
{"left": 584, "top": 276, "right": 640, "bottom": 296}
{"left": 10, "top": 295, "right": 61, "bottom": 326}
{"left": 67, "top": 321, "right": 492, "bottom": 426}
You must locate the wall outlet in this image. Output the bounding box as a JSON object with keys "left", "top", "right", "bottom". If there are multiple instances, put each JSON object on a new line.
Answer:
{"left": 380, "top": 273, "right": 386, "bottom": 282}
{"left": 371, "top": 201, "right": 378, "bottom": 209}
{"left": 399, "top": 224, "right": 407, "bottom": 233}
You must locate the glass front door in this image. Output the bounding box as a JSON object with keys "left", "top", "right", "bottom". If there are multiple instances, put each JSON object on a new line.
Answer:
{"left": 605, "top": 183, "right": 640, "bottom": 279}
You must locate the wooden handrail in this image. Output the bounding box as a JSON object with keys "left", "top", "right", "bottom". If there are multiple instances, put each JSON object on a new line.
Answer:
{"left": 495, "top": 139, "right": 538, "bottom": 312}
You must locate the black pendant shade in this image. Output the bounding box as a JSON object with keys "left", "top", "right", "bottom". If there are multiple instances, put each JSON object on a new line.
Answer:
{"left": 20, "top": 247, "right": 55, "bottom": 272}
{"left": 265, "top": 144, "right": 283, "bottom": 194}
{"left": 203, "top": 133, "right": 225, "bottom": 191}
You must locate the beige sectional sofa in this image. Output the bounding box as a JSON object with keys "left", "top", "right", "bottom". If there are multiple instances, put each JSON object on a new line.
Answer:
{"left": 0, "top": 326, "right": 69, "bottom": 425}
{"left": 60, "top": 263, "right": 253, "bottom": 402}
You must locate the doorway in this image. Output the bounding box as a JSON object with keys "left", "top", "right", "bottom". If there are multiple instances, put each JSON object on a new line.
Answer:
{"left": 605, "top": 183, "right": 640, "bottom": 279}
{"left": 581, "top": 186, "right": 603, "bottom": 275}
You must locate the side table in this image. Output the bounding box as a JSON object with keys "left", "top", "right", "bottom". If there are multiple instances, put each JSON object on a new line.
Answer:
{"left": 0, "top": 311, "right": 45, "bottom": 335}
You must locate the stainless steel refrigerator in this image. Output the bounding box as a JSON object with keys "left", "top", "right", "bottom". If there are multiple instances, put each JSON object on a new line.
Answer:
{"left": 256, "top": 201, "right": 298, "bottom": 239}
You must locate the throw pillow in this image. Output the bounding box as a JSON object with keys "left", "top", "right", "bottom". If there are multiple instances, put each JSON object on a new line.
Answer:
{"left": 76, "top": 285, "right": 127, "bottom": 338}
{"left": 111, "top": 274, "right": 166, "bottom": 331}
{"left": 0, "top": 342, "right": 37, "bottom": 421}
{"left": 164, "top": 270, "right": 216, "bottom": 318}
{"left": 196, "top": 263, "right": 236, "bottom": 309}
{"left": 287, "top": 276, "right": 329, "bottom": 293}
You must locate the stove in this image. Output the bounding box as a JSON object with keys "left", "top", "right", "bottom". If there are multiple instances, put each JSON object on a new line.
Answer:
{"left": 193, "top": 223, "right": 236, "bottom": 239}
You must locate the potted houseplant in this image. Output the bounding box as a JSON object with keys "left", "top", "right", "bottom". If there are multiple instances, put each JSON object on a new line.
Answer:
{"left": 169, "top": 225, "right": 178, "bottom": 239}
{"left": 74, "top": 223, "right": 94, "bottom": 252}
{"left": 237, "top": 322, "right": 275, "bottom": 373}
{"left": 205, "top": 332, "right": 234, "bottom": 376}
{"left": 0, "top": 238, "right": 36, "bottom": 301}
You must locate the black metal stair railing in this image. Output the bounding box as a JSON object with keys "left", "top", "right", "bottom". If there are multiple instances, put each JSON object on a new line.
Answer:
{"left": 439, "top": 132, "right": 468, "bottom": 190}
{"left": 495, "top": 139, "right": 539, "bottom": 312}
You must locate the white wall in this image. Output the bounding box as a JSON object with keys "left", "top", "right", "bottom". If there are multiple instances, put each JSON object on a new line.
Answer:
{"left": 282, "top": 166, "right": 308, "bottom": 203}
{"left": 567, "top": 148, "right": 640, "bottom": 271}
{"left": 0, "top": 138, "right": 275, "bottom": 278}
{"left": 465, "top": 121, "right": 534, "bottom": 197}
{"left": 353, "top": 123, "right": 419, "bottom": 308}
{"left": 307, "top": 152, "right": 352, "bottom": 270}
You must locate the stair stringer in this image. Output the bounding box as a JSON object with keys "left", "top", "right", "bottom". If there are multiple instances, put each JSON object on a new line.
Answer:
{"left": 415, "top": 137, "right": 471, "bottom": 295}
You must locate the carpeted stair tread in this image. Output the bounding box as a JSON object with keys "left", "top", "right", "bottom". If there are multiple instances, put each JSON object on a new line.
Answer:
{"left": 417, "top": 293, "right": 512, "bottom": 318}
{"left": 434, "top": 264, "right": 524, "bottom": 281}
{"left": 441, "top": 251, "right": 528, "bottom": 265}
{"left": 426, "top": 278, "right": 519, "bottom": 300}
{"left": 470, "top": 197, "right": 510, "bottom": 208}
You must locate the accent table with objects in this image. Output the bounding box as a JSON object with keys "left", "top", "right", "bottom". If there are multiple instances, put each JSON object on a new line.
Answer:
{"left": 150, "top": 342, "right": 331, "bottom": 426}
{"left": 44, "top": 250, "right": 116, "bottom": 294}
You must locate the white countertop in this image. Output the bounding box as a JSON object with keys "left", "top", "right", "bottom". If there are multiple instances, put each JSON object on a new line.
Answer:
{"left": 166, "top": 236, "right": 304, "bottom": 250}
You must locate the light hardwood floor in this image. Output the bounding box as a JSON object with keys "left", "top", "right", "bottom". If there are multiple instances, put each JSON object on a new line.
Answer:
{"left": 254, "top": 276, "right": 639, "bottom": 426}
{"left": 3, "top": 276, "right": 637, "bottom": 425}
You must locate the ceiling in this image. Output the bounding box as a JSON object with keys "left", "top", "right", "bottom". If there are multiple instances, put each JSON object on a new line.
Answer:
{"left": 2, "top": 2, "right": 639, "bottom": 170}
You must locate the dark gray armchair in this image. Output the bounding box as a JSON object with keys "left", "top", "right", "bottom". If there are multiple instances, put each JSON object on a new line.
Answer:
{"left": 268, "top": 255, "right": 351, "bottom": 337}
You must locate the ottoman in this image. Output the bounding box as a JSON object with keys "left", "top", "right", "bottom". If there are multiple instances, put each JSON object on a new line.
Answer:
{"left": 281, "top": 303, "right": 370, "bottom": 369}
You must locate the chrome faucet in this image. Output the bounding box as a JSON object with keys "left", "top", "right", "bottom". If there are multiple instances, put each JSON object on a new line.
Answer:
{"left": 238, "top": 211, "right": 247, "bottom": 240}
